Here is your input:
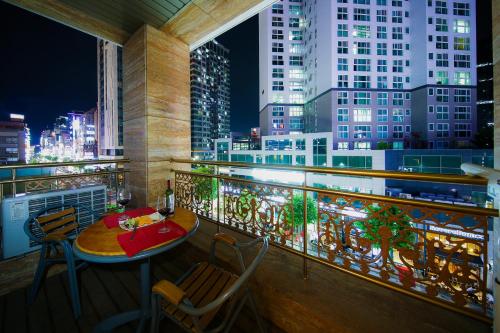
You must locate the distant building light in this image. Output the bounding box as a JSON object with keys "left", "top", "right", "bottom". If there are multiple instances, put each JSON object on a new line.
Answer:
{"left": 477, "top": 62, "right": 493, "bottom": 68}
{"left": 10, "top": 113, "right": 24, "bottom": 121}
{"left": 477, "top": 100, "right": 494, "bottom": 105}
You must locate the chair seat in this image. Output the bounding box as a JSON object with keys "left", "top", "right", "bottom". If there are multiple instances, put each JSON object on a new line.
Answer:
{"left": 161, "top": 262, "right": 238, "bottom": 332}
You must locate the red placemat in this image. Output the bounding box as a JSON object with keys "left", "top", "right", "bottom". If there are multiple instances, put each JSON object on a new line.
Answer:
{"left": 117, "top": 220, "right": 187, "bottom": 257}
{"left": 103, "top": 207, "right": 156, "bottom": 228}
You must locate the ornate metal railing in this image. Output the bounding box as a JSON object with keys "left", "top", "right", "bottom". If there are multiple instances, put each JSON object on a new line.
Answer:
{"left": 171, "top": 159, "right": 497, "bottom": 323}
{"left": 0, "top": 159, "right": 129, "bottom": 205}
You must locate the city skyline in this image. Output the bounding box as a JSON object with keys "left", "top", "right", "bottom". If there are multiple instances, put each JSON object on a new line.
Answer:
{"left": 0, "top": 0, "right": 492, "bottom": 146}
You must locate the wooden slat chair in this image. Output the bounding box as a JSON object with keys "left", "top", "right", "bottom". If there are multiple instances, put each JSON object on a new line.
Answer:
{"left": 24, "top": 204, "right": 99, "bottom": 319}
{"left": 151, "top": 233, "right": 269, "bottom": 333}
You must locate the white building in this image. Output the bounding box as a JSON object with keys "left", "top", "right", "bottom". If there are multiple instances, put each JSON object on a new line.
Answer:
{"left": 215, "top": 132, "right": 386, "bottom": 195}
{"left": 259, "top": 0, "right": 477, "bottom": 150}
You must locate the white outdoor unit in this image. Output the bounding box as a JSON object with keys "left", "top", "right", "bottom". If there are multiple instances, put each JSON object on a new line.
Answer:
{"left": 0, "top": 185, "right": 106, "bottom": 259}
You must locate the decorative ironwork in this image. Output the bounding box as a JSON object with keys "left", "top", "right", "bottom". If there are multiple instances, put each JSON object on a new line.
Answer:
{"left": 171, "top": 164, "right": 496, "bottom": 322}
{"left": 222, "top": 179, "right": 295, "bottom": 247}
{"left": 316, "top": 193, "right": 490, "bottom": 316}
{"left": 175, "top": 172, "right": 214, "bottom": 219}
{"left": 25, "top": 179, "right": 55, "bottom": 192}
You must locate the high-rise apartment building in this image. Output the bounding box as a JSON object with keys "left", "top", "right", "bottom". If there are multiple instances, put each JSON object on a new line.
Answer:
{"left": 190, "top": 40, "right": 231, "bottom": 160}
{"left": 259, "top": 0, "right": 477, "bottom": 150}
{"left": 0, "top": 114, "right": 28, "bottom": 164}
{"left": 97, "top": 39, "right": 123, "bottom": 158}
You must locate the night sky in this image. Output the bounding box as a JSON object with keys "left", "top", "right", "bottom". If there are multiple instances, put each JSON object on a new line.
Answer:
{"left": 0, "top": 1, "right": 97, "bottom": 140}
{"left": 0, "top": 0, "right": 492, "bottom": 142}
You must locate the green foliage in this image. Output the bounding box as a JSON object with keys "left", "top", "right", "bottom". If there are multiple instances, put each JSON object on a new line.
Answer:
{"left": 285, "top": 194, "right": 318, "bottom": 228}
{"left": 354, "top": 204, "right": 416, "bottom": 249}
{"left": 192, "top": 167, "right": 217, "bottom": 200}
{"left": 376, "top": 141, "right": 390, "bottom": 150}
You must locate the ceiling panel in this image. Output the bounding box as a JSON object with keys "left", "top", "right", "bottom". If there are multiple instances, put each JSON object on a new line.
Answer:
{"left": 59, "top": 0, "right": 191, "bottom": 34}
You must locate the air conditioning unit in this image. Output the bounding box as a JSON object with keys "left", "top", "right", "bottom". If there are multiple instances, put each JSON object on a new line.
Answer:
{"left": 1, "top": 185, "right": 107, "bottom": 259}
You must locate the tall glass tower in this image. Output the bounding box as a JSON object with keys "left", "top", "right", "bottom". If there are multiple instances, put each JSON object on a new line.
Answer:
{"left": 190, "top": 40, "right": 231, "bottom": 160}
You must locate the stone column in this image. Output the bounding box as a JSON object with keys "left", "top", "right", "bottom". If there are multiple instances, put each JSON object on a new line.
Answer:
{"left": 123, "top": 25, "right": 191, "bottom": 207}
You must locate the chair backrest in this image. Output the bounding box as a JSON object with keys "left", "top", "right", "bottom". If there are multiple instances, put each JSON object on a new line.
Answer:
{"left": 178, "top": 234, "right": 269, "bottom": 318}
{"left": 24, "top": 204, "right": 92, "bottom": 243}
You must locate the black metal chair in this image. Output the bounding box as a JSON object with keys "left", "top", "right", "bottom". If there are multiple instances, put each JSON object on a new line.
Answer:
{"left": 23, "top": 204, "right": 99, "bottom": 319}
{"left": 150, "top": 233, "right": 269, "bottom": 333}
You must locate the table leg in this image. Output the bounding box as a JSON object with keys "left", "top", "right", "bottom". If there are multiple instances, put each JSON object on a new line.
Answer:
{"left": 93, "top": 258, "right": 151, "bottom": 333}
{"left": 136, "top": 258, "right": 151, "bottom": 333}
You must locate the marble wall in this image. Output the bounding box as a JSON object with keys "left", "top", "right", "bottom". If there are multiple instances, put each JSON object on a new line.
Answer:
{"left": 123, "top": 25, "right": 191, "bottom": 207}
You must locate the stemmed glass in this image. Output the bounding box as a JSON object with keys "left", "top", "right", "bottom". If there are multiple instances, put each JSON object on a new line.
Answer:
{"left": 117, "top": 187, "right": 132, "bottom": 212}
{"left": 156, "top": 195, "right": 170, "bottom": 233}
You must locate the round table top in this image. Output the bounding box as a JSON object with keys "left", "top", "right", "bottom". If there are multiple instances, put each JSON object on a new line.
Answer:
{"left": 73, "top": 207, "right": 198, "bottom": 263}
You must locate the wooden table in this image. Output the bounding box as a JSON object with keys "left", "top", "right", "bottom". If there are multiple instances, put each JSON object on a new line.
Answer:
{"left": 73, "top": 207, "right": 198, "bottom": 333}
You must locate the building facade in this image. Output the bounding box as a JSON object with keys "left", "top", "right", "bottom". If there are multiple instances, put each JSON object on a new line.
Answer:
{"left": 215, "top": 132, "right": 491, "bottom": 204}
{"left": 191, "top": 40, "right": 231, "bottom": 160}
{"left": 0, "top": 115, "right": 28, "bottom": 164}
{"left": 97, "top": 39, "right": 124, "bottom": 158}
{"left": 259, "top": 0, "right": 477, "bottom": 150}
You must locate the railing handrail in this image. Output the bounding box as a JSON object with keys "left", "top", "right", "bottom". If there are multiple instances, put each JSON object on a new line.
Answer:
{"left": 0, "top": 158, "right": 130, "bottom": 170}
{"left": 174, "top": 169, "right": 498, "bottom": 217}
{"left": 0, "top": 169, "right": 130, "bottom": 185}
{"left": 170, "top": 158, "right": 488, "bottom": 186}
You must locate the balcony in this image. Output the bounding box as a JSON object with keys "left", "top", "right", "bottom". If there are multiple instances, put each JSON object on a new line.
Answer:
{"left": 1, "top": 0, "right": 499, "bottom": 332}
{"left": 0, "top": 158, "right": 496, "bottom": 332}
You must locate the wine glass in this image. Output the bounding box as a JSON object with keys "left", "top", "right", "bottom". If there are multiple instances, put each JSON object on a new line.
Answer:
{"left": 156, "top": 195, "right": 170, "bottom": 233}
{"left": 117, "top": 187, "right": 132, "bottom": 212}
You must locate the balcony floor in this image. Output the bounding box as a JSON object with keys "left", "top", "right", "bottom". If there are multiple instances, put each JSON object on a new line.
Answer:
{"left": 0, "top": 243, "right": 277, "bottom": 333}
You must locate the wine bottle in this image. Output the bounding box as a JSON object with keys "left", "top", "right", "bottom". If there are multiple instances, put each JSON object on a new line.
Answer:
{"left": 165, "top": 179, "right": 175, "bottom": 214}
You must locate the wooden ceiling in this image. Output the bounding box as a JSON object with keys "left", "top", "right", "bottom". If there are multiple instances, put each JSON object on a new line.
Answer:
{"left": 4, "top": 0, "right": 276, "bottom": 48}
{"left": 57, "top": 0, "right": 191, "bottom": 34}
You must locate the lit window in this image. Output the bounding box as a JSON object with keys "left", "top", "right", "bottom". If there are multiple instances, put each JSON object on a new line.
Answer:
{"left": 353, "top": 25, "right": 371, "bottom": 38}
{"left": 353, "top": 108, "right": 372, "bottom": 122}
{"left": 453, "top": 20, "right": 470, "bottom": 33}
{"left": 454, "top": 37, "right": 470, "bottom": 50}
{"left": 454, "top": 72, "right": 471, "bottom": 85}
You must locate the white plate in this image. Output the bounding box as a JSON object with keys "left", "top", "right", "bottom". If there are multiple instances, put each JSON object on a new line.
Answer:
{"left": 118, "top": 212, "right": 162, "bottom": 231}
